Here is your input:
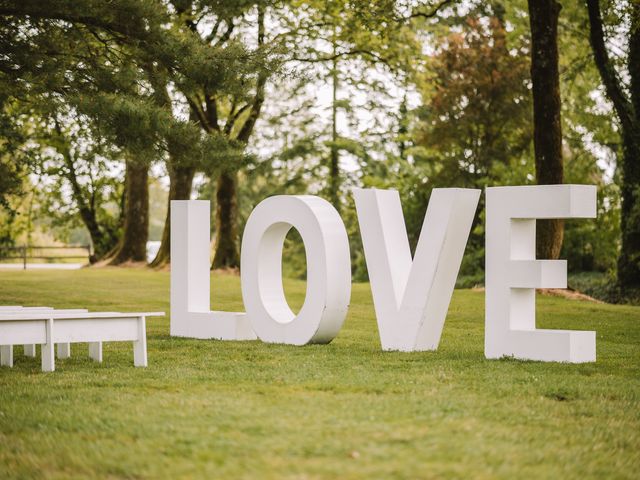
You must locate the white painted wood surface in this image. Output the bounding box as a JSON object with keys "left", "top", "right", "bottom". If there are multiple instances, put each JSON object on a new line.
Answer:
{"left": 0, "top": 308, "right": 163, "bottom": 372}
{"left": 485, "top": 185, "right": 597, "bottom": 362}
{"left": 0, "top": 307, "right": 87, "bottom": 358}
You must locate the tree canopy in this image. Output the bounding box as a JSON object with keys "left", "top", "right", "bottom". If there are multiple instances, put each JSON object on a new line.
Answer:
{"left": 0, "top": 0, "right": 637, "bottom": 301}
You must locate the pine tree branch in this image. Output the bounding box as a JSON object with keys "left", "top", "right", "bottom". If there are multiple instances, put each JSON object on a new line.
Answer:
{"left": 224, "top": 102, "right": 250, "bottom": 136}
{"left": 212, "top": 20, "right": 235, "bottom": 46}
{"left": 291, "top": 48, "right": 389, "bottom": 66}
{"left": 404, "top": 0, "right": 456, "bottom": 21}
{"left": 204, "top": 93, "right": 220, "bottom": 131}
{"left": 186, "top": 96, "right": 211, "bottom": 133}
{"left": 206, "top": 18, "right": 222, "bottom": 43}
{"left": 0, "top": 1, "right": 149, "bottom": 45}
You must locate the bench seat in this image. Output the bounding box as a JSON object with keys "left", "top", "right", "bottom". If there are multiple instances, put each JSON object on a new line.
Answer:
{"left": 0, "top": 310, "right": 164, "bottom": 372}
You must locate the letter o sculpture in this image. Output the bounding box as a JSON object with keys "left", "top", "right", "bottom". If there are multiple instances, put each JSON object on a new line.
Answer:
{"left": 241, "top": 195, "right": 351, "bottom": 345}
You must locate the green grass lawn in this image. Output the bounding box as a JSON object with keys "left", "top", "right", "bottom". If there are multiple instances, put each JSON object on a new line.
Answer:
{"left": 0, "top": 269, "right": 639, "bottom": 479}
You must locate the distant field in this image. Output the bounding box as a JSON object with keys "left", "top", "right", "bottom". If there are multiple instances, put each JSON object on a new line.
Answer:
{"left": 0, "top": 269, "right": 639, "bottom": 479}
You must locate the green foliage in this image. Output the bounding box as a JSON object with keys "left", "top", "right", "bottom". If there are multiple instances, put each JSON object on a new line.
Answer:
{"left": 0, "top": 103, "right": 27, "bottom": 212}
{"left": 356, "top": 9, "right": 534, "bottom": 283}
{"left": 0, "top": 0, "right": 631, "bottom": 296}
{"left": 413, "top": 14, "right": 533, "bottom": 186}
{"left": 0, "top": 159, "right": 23, "bottom": 211}
{"left": 562, "top": 157, "right": 620, "bottom": 274}
{"left": 0, "top": 0, "right": 249, "bottom": 166}
{"left": 352, "top": 2, "right": 621, "bottom": 285}
{"left": 569, "top": 270, "right": 640, "bottom": 305}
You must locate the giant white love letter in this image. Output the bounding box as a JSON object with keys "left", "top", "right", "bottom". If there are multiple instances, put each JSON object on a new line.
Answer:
{"left": 170, "top": 184, "right": 599, "bottom": 363}
{"left": 241, "top": 195, "right": 351, "bottom": 345}
{"left": 170, "top": 200, "right": 256, "bottom": 340}
{"left": 485, "top": 185, "right": 597, "bottom": 363}
{"left": 353, "top": 188, "right": 480, "bottom": 351}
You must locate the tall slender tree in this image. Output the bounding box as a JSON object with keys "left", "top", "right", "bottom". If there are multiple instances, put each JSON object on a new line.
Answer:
{"left": 328, "top": 37, "right": 341, "bottom": 212}
{"left": 586, "top": 0, "right": 640, "bottom": 291}
{"left": 528, "top": 0, "right": 565, "bottom": 259}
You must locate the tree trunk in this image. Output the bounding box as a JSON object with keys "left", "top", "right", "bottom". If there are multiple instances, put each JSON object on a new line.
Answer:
{"left": 150, "top": 164, "right": 195, "bottom": 268}
{"left": 328, "top": 37, "right": 340, "bottom": 211}
{"left": 618, "top": 13, "right": 640, "bottom": 290}
{"left": 108, "top": 160, "right": 149, "bottom": 265}
{"left": 528, "top": 0, "right": 564, "bottom": 259}
{"left": 208, "top": 5, "right": 265, "bottom": 271}
{"left": 76, "top": 202, "right": 115, "bottom": 263}
{"left": 618, "top": 132, "right": 640, "bottom": 289}
{"left": 212, "top": 171, "right": 240, "bottom": 269}
{"left": 586, "top": 0, "right": 640, "bottom": 290}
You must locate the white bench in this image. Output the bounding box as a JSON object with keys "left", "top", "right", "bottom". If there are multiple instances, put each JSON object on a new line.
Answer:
{"left": 0, "top": 306, "right": 91, "bottom": 361}
{"left": 0, "top": 310, "right": 164, "bottom": 372}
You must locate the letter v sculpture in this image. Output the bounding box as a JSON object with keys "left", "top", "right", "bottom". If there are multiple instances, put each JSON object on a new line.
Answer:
{"left": 353, "top": 188, "right": 480, "bottom": 352}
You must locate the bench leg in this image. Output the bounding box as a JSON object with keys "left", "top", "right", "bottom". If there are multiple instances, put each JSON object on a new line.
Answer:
{"left": 42, "top": 318, "right": 55, "bottom": 372}
{"left": 89, "top": 342, "right": 102, "bottom": 362}
{"left": 24, "top": 344, "right": 36, "bottom": 357}
{"left": 57, "top": 343, "right": 71, "bottom": 359}
{"left": 1, "top": 345, "right": 13, "bottom": 367}
{"left": 133, "top": 316, "right": 147, "bottom": 367}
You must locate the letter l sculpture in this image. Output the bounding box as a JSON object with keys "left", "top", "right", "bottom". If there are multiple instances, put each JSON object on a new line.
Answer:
{"left": 170, "top": 200, "right": 256, "bottom": 340}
